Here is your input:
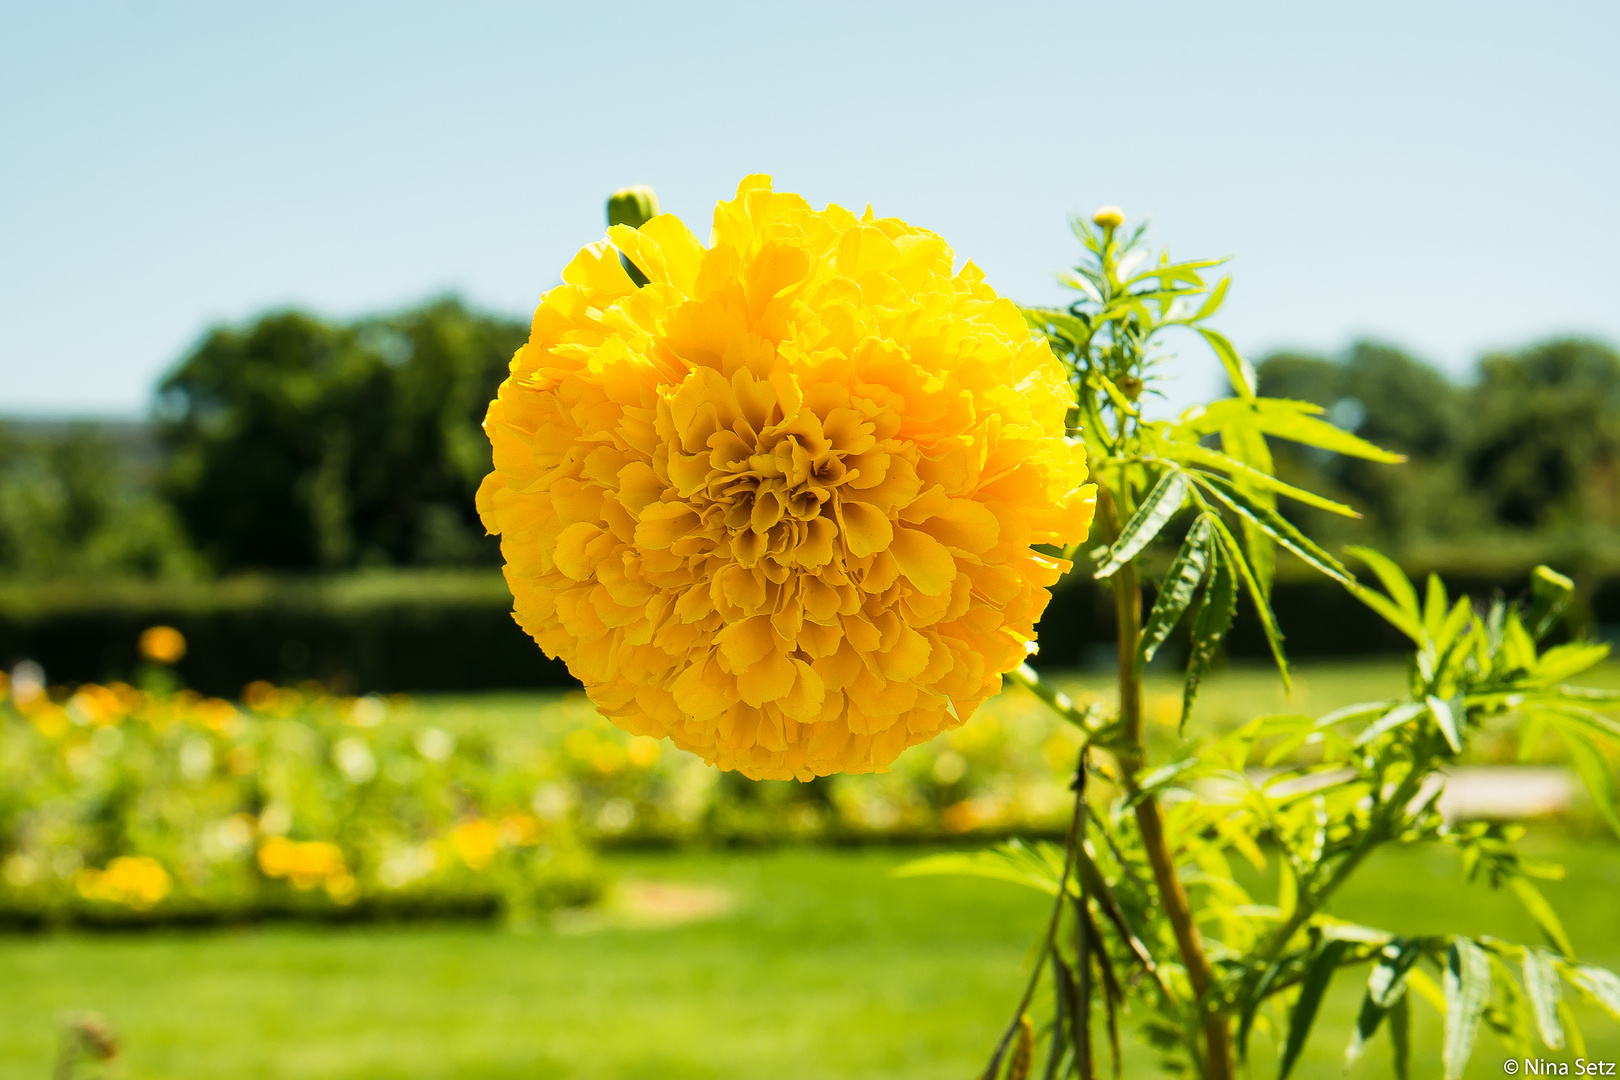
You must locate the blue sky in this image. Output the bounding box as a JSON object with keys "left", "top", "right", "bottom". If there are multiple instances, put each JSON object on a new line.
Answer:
{"left": 2, "top": 0, "right": 1616, "bottom": 417}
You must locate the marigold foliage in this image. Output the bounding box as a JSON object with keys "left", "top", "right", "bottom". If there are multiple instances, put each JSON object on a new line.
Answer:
{"left": 478, "top": 176, "right": 1096, "bottom": 780}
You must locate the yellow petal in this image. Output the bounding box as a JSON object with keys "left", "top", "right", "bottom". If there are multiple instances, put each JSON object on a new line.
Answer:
{"left": 837, "top": 500, "right": 892, "bottom": 558}
{"left": 889, "top": 527, "right": 956, "bottom": 596}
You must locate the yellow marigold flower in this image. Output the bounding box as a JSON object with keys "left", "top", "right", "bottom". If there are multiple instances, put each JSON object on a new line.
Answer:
{"left": 138, "top": 625, "right": 186, "bottom": 664}
{"left": 478, "top": 175, "right": 1096, "bottom": 780}
{"left": 76, "top": 856, "right": 171, "bottom": 909}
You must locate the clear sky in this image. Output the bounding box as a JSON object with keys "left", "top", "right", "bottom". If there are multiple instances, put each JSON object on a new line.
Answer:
{"left": 3, "top": 0, "right": 1616, "bottom": 418}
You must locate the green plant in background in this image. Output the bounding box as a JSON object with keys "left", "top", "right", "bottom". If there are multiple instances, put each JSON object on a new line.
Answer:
{"left": 903, "top": 209, "right": 1620, "bottom": 1079}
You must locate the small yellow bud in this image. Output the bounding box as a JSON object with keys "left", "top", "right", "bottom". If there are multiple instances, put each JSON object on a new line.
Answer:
{"left": 1092, "top": 205, "right": 1125, "bottom": 230}
{"left": 138, "top": 625, "right": 186, "bottom": 665}
{"left": 607, "top": 185, "right": 661, "bottom": 230}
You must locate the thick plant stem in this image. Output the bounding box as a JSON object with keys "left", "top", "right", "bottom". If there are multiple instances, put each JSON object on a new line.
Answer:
{"left": 1104, "top": 489, "right": 1234, "bottom": 1080}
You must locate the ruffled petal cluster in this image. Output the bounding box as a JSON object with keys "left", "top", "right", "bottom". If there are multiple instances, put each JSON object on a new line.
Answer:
{"left": 478, "top": 176, "right": 1095, "bottom": 780}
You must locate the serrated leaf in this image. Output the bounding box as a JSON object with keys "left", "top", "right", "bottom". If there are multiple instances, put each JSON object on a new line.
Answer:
{"left": 1182, "top": 548, "right": 1237, "bottom": 728}
{"left": 1317, "top": 699, "right": 1399, "bottom": 730}
{"left": 1094, "top": 469, "right": 1188, "bottom": 579}
{"left": 1427, "top": 694, "right": 1463, "bottom": 754}
{"left": 1183, "top": 398, "right": 1404, "bottom": 463}
{"left": 1508, "top": 878, "right": 1574, "bottom": 958}
{"left": 1192, "top": 276, "right": 1229, "bottom": 322}
{"left": 1563, "top": 732, "right": 1620, "bottom": 839}
{"left": 1443, "top": 938, "right": 1492, "bottom": 1080}
{"left": 1198, "top": 327, "right": 1256, "bottom": 399}
{"left": 1523, "top": 947, "right": 1566, "bottom": 1050}
{"left": 1278, "top": 939, "right": 1350, "bottom": 1079}
{"left": 1189, "top": 472, "right": 1353, "bottom": 585}
{"left": 1138, "top": 514, "right": 1215, "bottom": 665}
{"left": 1346, "top": 938, "right": 1423, "bottom": 1069}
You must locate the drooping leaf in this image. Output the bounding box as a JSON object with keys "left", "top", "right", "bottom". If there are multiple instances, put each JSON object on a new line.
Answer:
{"left": 1523, "top": 947, "right": 1566, "bottom": 1050}
{"left": 1138, "top": 515, "right": 1215, "bottom": 665}
{"left": 1278, "top": 939, "right": 1351, "bottom": 1079}
{"left": 1189, "top": 472, "right": 1353, "bottom": 585}
{"left": 1207, "top": 515, "right": 1289, "bottom": 691}
{"left": 1094, "top": 469, "right": 1188, "bottom": 579}
{"left": 1238, "top": 960, "right": 1282, "bottom": 1061}
{"left": 1198, "top": 327, "right": 1257, "bottom": 399}
{"left": 1423, "top": 574, "right": 1449, "bottom": 642}
{"left": 1345, "top": 938, "right": 1423, "bottom": 1069}
{"left": 1442, "top": 938, "right": 1493, "bottom": 1080}
{"left": 1563, "top": 732, "right": 1620, "bottom": 839}
{"left": 1569, "top": 963, "right": 1620, "bottom": 1021}
{"left": 1508, "top": 878, "right": 1574, "bottom": 958}
{"left": 1389, "top": 992, "right": 1412, "bottom": 1080}
{"left": 1182, "top": 548, "right": 1237, "bottom": 728}
{"left": 1222, "top": 421, "right": 1277, "bottom": 600}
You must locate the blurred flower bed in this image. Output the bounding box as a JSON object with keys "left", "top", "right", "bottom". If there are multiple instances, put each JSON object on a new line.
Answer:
{"left": 1, "top": 651, "right": 1115, "bottom": 928}
{"left": 0, "top": 669, "right": 599, "bottom": 929}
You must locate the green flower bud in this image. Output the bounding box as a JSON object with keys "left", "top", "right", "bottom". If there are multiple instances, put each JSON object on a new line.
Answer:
{"left": 607, "top": 186, "right": 661, "bottom": 230}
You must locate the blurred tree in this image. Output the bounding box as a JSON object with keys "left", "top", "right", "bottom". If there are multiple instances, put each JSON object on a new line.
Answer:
{"left": 1466, "top": 339, "right": 1620, "bottom": 530}
{"left": 1255, "top": 342, "right": 1484, "bottom": 544}
{"left": 0, "top": 424, "right": 199, "bottom": 579}
{"left": 158, "top": 298, "right": 524, "bottom": 571}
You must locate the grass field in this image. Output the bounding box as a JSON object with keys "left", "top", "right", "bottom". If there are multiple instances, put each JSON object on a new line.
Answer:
{"left": 3, "top": 834, "right": 1618, "bottom": 1079}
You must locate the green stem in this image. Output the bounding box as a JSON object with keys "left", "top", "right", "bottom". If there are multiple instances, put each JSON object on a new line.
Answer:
{"left": 1098, "top": 484, "right": 1234, "bottom": 1080}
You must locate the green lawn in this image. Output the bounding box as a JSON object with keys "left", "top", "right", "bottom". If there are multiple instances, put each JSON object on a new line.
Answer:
{"left": 3, "top": 837, "right": 1618, "bottom": 1079}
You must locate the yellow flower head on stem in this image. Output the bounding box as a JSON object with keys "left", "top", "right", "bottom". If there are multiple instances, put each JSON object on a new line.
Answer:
{"left": 479, "top": 176, "right": 1096, "bottom": 780}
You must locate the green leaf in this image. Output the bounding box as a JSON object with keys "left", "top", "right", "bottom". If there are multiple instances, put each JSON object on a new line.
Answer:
{"left": 1389, "top": 993, "right": 1412, "bottom": 1080}
{"left": 1207, "top": 515, "right": 1289, "bottom": 692}
{"left": 1528, "top": 565, "right": 1575, "bottom": 641}
{"left": 1094, "top": 469, "right": 1188, "bottom": 579}
{"left": 1188, "top": 472, "right": 1353, "bottom": 585}
{"left": 1316, "top": 699, "right": 1400, "bottom": 730}
{"left": 1182, "top": 548, "right": 1237, "bottom": 728}
{"left": 1161, "top": 441, "right": 1359, "bottom": 516}
{"left": 1569, "top": 964, "right": 1620, "bottom": 1021}
{"left": 1346, "top": 938, "right": 1424, "bottom": 1069}
{"left": 1523, "top": 947, "right": 1566, "bottom": 1050}
{"left": 1220, "top": 421, "right": 1276, "bottom": 599}
{"left": 1508, "top": 878, "right": 1574, "bottom": 959}
{"left": 1198, "top": 327, "right": 1257, "bottom": 399}
{"left": 1563, "top": 732, "right": 1620, "bottom": 839}
{"left": 1183, "top": 397, "right": 1404, "bottom": 463}
{"left": 1192, "top": 275, "right": 1229, "bottom": 322}
{"left": 1345, "top": 546, "right": 1420, "bottom": 620}
{"left": 1443, "top": 938, "right": 1493, "bottom": 1080}
{"left": 1353, "top": 702, "right": 1428, "bottom": 748}
{"left": 1278, "top": 939, "right": 1351, "bottom": 1079}
{"left": 1423, "top": 574, "right": 1450, "bottom": 642}
{"left": 1534, "top": 641, "right": 1611, "bottom": 683}
{"left": 893, "top": 839, "right": 1065, "bottom": 895}
{"left": 1427, "top": 694, "right": 1463, "bottom": 754}
{"left": 1238, "top": 960, "right": 1283, "bottom": 1061}
{"left": 1138, "top": 515, "right": 1216, "bottom": 665}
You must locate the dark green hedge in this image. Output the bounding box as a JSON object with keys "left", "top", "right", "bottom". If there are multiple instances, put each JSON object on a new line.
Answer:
{"left": 0, "top": 554, "right": 1605, "bottom": 696}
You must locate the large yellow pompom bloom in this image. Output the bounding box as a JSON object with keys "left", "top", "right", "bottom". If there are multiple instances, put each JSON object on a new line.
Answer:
{"left": 478, "top": 176, "right": 1096, "bottom": 780}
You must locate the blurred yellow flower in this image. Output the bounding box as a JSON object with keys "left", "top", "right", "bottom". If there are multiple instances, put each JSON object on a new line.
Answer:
{"left": 453, "top": 819, "right": 500, "bottom": 870}
{"left": 76, "top": 856, "right": 171, "bottom": 909}
{"left": 479, "top": 175, "right": 1095, "bottom": 780}
{"left": 138, "top": 625, "right": 187, "bottom": 664}
{"left": 1091, "top": 205, "right": 1125, "bottom": 229}
{"left": 257, "top": 837, "right": 347, "bottom": 891}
